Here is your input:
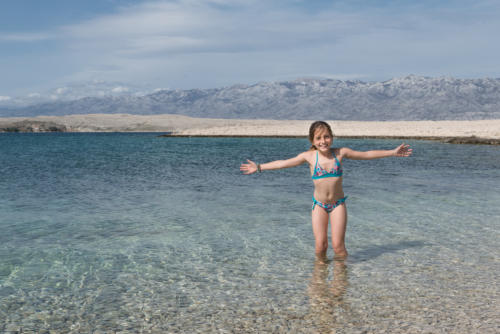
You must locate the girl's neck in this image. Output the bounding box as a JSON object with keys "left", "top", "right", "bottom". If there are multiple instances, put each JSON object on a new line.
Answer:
{"left": 317, "top": 148, "right": 332, "bottom": 157}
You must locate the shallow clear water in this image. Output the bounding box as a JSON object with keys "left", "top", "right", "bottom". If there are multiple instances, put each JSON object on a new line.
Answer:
{"left": 0, "top": 133, "right": 499, "bottom": 333}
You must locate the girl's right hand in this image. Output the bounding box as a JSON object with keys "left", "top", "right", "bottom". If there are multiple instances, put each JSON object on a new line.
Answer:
{"left": 240, "top": 159, "right": 258, "bottom": 174}
{"left": 393, "top": 143, "right": 413, "bottom": 157}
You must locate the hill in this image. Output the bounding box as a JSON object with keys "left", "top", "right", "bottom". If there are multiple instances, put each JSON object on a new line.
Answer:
{"left": 1, "top": 75, "right": 500, "bottom": 120}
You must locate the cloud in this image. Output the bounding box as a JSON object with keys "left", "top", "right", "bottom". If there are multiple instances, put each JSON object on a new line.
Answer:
{"left": 0, "top": 32, "right": 53, "bottom": 42}
{"left": 55, "top": 87, "right": 68, "bottom": 95}
{"left": 50, "top": 0, "right": 386, "bottom": 86}
{"left": 2, "top": 0, "right": 500, "bottom": 97}
{"left": 62, "top": 0, "right": 367, "bottom": 57}
{"left": 61, "top": 1, "right": 500, "bottom": 81}
{"left": 111, "top": 86, "right": 129, "bottom": 93}
{"left": 0, "top": 95, "right": 11, "bottom": 101}
{"left": 313, "top": 73, "right": 368, "bottom": 81}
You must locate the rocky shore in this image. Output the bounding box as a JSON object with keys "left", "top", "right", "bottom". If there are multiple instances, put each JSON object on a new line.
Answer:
{"left": 1, "top": 114, "right": 499, "bottom": 144}
{"left": 0, "top": 120, "right": 67, "bottom": 132}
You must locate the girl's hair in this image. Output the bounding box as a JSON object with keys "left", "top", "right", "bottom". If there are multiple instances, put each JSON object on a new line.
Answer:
{"left": 308, "top": 121, "right": 333, "bottom": 150}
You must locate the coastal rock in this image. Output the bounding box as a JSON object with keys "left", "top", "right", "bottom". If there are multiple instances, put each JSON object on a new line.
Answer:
{"left": 442, "top": 136, "right": 500, "bottom": 145}
{"left": 0, "top": 120, "right": 68, "bottom": 132}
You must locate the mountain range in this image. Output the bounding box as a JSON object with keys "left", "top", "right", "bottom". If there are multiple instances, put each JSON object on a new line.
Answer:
{"left": 1, "top": 75, "right": 500, "bottom": 120}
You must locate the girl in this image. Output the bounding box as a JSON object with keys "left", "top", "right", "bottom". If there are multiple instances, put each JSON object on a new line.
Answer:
{"left": 240, "top": 121, "right": 412, "bottom": 260}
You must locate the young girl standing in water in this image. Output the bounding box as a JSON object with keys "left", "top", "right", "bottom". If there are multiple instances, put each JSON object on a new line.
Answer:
{"left": 240, "top": 121, "right": 412, "bottom": 260}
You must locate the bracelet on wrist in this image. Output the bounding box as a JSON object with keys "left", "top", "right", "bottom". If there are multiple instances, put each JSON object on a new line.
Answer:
{"left": 257, "top": 164, "right": 262, "bottom": 172}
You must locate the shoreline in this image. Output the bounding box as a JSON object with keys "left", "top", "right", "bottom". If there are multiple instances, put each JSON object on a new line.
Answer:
{"left": 1, "top": 114, "right": 499, "bottom": 144}
{"left": 162, "top": 134, "right": 500, "bottom": 145}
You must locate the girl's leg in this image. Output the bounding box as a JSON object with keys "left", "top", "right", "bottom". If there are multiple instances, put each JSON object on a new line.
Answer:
{"left": 311, "top": 205, "right": 329, "bottom": 259}
{"left": 330, "top": 203, "right": 348, "bottom": 259}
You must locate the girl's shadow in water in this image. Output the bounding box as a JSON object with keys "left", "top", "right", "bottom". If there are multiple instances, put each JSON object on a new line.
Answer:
{"left": 350, "top": 240, "right": 425, "bottom": 263}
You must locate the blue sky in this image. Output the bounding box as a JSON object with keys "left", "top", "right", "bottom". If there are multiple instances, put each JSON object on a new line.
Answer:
{"left": 1, "top": 0, "right": 499, "bottom": 104}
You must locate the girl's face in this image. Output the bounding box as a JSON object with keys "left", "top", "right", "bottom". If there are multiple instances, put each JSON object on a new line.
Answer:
{"left": 312, "top": 128, "right": 332, "bottom": 152}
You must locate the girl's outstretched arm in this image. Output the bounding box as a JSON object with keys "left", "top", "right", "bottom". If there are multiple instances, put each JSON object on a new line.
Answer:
{"left": 341, "top": 143, "right": 412, "bottom": 160}
{"left": 240, "top": 152, "right": 308, "bottom": 175}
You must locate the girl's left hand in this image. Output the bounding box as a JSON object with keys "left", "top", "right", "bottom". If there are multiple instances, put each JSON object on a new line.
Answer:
{"left": 393, "top": 143, "right": 413, "bottom": 157}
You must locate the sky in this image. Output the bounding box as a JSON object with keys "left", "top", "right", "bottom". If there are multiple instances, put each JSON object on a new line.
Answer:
{"left": 1, "top": 0, "right": 500, "bottom": 104}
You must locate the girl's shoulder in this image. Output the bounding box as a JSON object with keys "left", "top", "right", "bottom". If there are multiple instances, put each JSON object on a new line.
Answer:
{"left": 334, "top": 147, "right": 350, "bottom": 160}
{"left": 332, "top": 147, "right": 344, "bottom": 155}
{"left": 299, "top": 150, "right": 317, "bottom": 164}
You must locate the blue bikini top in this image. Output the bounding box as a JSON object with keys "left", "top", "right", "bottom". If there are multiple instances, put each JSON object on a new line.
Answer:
{"left": 311, "top": 150, "right": 343, "bottom": 179}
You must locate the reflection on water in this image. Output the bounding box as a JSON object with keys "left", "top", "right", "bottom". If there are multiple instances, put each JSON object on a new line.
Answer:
{"left": 308, "top": 258, "right": 351, "bottom": 332}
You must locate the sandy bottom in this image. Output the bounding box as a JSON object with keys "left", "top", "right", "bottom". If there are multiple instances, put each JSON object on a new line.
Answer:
{"left": 1, "top": 114, "right": 499, "bottom": 139}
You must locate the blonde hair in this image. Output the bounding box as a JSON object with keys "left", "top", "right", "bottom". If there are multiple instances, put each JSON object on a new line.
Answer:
{"left": 308, "top": 121, "right": 333, "bottom": 150}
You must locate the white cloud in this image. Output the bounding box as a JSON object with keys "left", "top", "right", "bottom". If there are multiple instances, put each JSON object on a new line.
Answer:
{"left": 111, "top": 86, "right": 129, "bottom": 93}
{"left": 2, "top": 0, "right": 500, "bottom": 96}
{"left": 63, "top": 1, "right": 362, "bottom": 57}
{"left": 0, "top": 95, "right": 11, "bottom": 101}
{"left": 291, "top": 73, "right": 368, "bottom": 81}
{"left": 60, "top": 1, "right": 499, "bottom": 84}
{"left": 55, "top": 87, "right": 68, "bottom": 95}
{"left": 50, "top": 1, "right": 383, "bottom": 87}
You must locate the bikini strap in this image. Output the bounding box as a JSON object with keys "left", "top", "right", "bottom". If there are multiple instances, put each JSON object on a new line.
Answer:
{"left": 313, "top": 150, "right": 319, "bottom": 170}
{"left": 332, "top": 149, "right": 341, "bottom": 165}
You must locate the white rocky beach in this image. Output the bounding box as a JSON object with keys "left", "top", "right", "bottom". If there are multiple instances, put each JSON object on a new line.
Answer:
{"left": 1, "top": 114, "right": 499, "bottom": 142}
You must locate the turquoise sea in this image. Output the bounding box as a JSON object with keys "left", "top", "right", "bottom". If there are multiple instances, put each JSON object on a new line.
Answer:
{"left": 0, "top": 133, "right": 499, "bottom": 333}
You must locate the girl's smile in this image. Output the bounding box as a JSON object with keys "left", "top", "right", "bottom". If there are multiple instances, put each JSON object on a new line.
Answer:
{"left": 313, "top": 130, "right": 332, "bottom": 152}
